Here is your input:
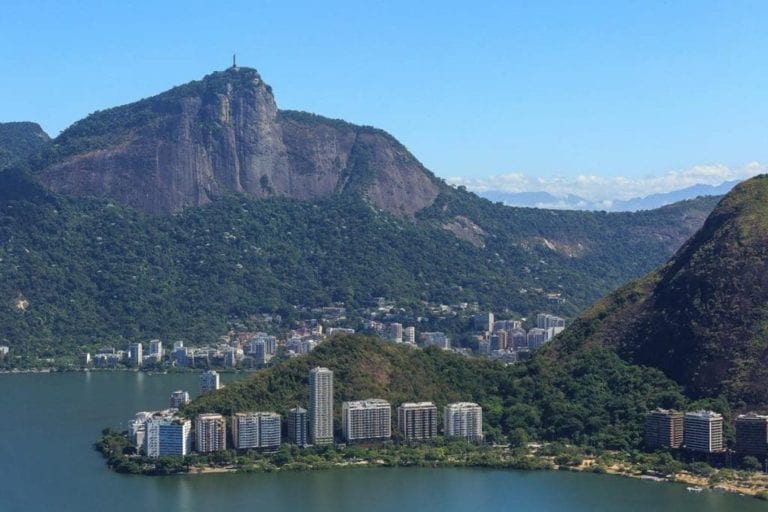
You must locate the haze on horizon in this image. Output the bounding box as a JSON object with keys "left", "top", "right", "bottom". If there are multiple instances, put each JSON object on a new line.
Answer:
{"left": 1, "top": 0, "right": 766, "bottom": 200}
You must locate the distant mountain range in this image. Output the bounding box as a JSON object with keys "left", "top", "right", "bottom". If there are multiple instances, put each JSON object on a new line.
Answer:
{"left": 480, "top": 180, "right": 741, "bottom": 211}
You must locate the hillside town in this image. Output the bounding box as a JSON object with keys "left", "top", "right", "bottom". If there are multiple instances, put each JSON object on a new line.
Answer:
{"left": 126, "top": 366, "right": 483, "bottom": 458}
{"left": 66, "top": 301, "right": 568, "bottom": 371}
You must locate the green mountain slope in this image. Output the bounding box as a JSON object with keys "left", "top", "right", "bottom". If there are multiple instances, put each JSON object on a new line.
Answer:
{"left": 0, "top": 166, "right": 717, "bottom": 358}
{"left": 186, "top": 334, "right": 686, "bottom": 449}
{"left": 550, "top": 175, "right": 768, "bottom": 407}
{"left": 0, "top": 122, "right": 50, "bottom": 169}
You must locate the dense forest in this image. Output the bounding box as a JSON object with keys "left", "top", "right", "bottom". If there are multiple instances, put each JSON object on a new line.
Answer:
{"left": 0, "top": 165, "right": 717, "bottom": 358}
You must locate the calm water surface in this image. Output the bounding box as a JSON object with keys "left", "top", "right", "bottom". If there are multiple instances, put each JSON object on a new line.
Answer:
{"left": 0, "top": 372, "right": 762, "bottom": 511}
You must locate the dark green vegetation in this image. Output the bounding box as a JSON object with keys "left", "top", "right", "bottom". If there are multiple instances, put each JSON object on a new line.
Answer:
{"left": 186, "top": 334, "right": 687, "bottom": 450}
{"left": 550, "top": 175, "right": 768, "bottom": 407}
{"left": 0, "top": 67, "right": 721, "bottom": 359}
{"left": 0, "top": 122, "right": 50, "bottom": 169}
{"left": 0, "top": 163, "right": 718, "bottom": 359}
{"left": 96, "top": 428, "right": 553, "bottom": 476}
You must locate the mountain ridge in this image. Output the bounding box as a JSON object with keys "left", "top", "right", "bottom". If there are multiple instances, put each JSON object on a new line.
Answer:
{"left": 548, "top": 174, "right": 768, "bottom": 407}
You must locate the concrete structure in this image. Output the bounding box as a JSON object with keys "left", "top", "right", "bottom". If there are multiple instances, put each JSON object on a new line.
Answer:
{"left": 397, "top": 402, "right": 438, "bottom": 441}
{"left": 148, "top": 339, "right": 163, "bottom": 362}
{"left": 232, "top": 412, "right": 282, "bottom": 450}
{"left": 288, "top": 406, "right": 309, "bottom": 447}
{"left": 386, "top": 323, "right": 403, "bottom": 343}
{"left": 0, "top": 346, "right": 9, "bottom": 356}
{"left": 404, "top": 326, "right": 416, "bottom": 345}
{"left": 490, "top": 330, "right": 508, "bottom": 351}
{"left": 684, "top": 411, "right": 724, "bottom": 453}
{"left": 444, "top": 402, "right": 483, "bottom": 441}
{"left": 128, "top": 411, "right": 154, "bottom": 450}
{"left": 474, "top": 312, "right": 494, "bottom": 332}
{"left": 644, "top": 408, "right": 684, "bottom": 449}
{"left": 195, "top": 413, "right": 226, "bottom": 453}
{"left": 509, "top": 328, "right": 528, "bottom": 349}
{"left": 128, "top": 342, "right": 143, "bottom": 367}
{"left": 145, "top": 417, "right": 192, "bottom": 458}
{"left": 224, "top": 348, "right": 237, "bottom": 368}
{"left": 494, "top": 320, "right": 522, "bottom": 332}
{"left": 735, "top": 413, "right": 768, "bottom": 456}
{"left": 536, "top": 313, "right": 565, "bottom": 330}
{"left": 80, "top": 352, "right": 92, "bottom": 365}
{"left": 309, "top": 367, "right": 334, "bottom": 445}
{"left": 526, "top": 328, "right": 548, "bottom": 350}
{"left": 249, "top": 340, "right": 268, "bottom": 364}
{"left": 342, "top": 399, "right": 392, "bottom": 442}
{"left": 200, "top": 370, "right": 221, "bottom": 393}
{"left": 421, "top": 332, "right": 450, "bottom": 350}
{"left": 169, "top": 390, "right": 190, "bottom": 409}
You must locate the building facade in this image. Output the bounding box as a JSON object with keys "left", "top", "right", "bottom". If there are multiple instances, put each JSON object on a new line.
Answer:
{"left": 148, "top": 339, "right": 163, "bottom": 362}
{"left": 644, "top": 408, "right": 684, "bottom": 449}
{"left": 195, "top": 413, "right": 226, "bottom": 453}
{"left": 684, "top": 411, "right": 724, "bottom": 453}
{"left": 169, "top": 390, "right": 190, "bottom": 409}
{"left": 128, "top": 342, "right": 143, "bottom": 367}
{"left": 735, "top": 413, "right": 768, "bottom": 456}
{"left": 200, "top": 370, "right": 221, "bottom": 393}
{"left": 397, "top": 402, "right": 438, "bottom": 441}
{"left": 342, "top": 399, "right": 392, "bottom": 442}
{"left": 145, "top": 417, "right": 192, "bottom": 458}
{"left": 232, "top": 412, "right": 282, "bottom": 450}
{"left": 288, "top": 406, "right": 309, "bottom": 447}
{"left": 309, "top": 367, "right": 334, "bottom": 445}
{"left": 444, "top": 402, "right": 483, "bottom": 441}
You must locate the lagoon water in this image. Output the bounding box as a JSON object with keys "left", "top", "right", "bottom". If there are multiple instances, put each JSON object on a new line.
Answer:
{"left": 0, "top": 372, "right": 762, "bottom": 511}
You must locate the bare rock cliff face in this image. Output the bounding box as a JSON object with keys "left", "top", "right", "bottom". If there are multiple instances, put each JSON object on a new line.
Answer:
{"left": 38, "top": 67, "right": 440, "bottom": 215}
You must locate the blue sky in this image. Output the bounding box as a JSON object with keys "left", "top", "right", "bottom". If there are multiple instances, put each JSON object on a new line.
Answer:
{"left": 1, "top": 1, "right": 766, "bottom": 199}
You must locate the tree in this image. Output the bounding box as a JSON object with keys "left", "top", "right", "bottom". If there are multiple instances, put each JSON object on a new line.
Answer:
{"left": 743, "top": 456, "right": 762, "bottom": 472}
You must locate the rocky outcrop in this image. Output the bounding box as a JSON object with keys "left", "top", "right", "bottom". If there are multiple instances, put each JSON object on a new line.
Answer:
{"left": 37, "top": 67, "right": 440, "bottom": 215}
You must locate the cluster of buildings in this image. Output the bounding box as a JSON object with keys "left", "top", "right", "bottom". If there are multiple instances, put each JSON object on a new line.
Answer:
{"left": 645, "top": 409, "right": 768, "bottom": 457}
{"left": 473, "top": 312, "right": 565, "bottom": 362}
{"left": 127, "top": 366, "right": 484, "bottom": 458}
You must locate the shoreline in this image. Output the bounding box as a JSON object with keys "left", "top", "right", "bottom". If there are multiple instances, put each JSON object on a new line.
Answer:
{"left": 94, "top": 432, "right": 768, "bottom": 500}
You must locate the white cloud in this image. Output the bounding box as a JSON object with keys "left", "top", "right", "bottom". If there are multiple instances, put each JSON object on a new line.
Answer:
{"left": 446, "top": 162, "right": 767, "bottom": 202}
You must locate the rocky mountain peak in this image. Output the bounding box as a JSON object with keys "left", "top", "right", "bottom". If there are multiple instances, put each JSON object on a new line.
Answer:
{"left": 36, "top": 67, "right": 441, "bottom": 215}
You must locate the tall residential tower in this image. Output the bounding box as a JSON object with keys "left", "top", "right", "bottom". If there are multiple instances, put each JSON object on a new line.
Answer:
{"left": 309, "top": 367, "right": 334, "bottom": 445}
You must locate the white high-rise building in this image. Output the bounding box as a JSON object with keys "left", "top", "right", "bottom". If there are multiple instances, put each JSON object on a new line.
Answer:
{"left": 200, "top": 370, "right": 221, "bottom": 393}
{"left": 128, "top": 343, "right": 143, "bottom": 367}
{"left": 145, "top": 417, "right": 192, "bottom": 458}
{"left": 195, "top": 413, "right": 226, "bottom": 453}
{"left": 404, "top": 327, "right": 416, "bottom": 345}
{"left": 232, "top": 412, "right": 282, "bottom": 450}
{"left": 397, "top": 402, "right": 438, "bottom": 441}
{"left": 444, "top": 402, "right": 483, "bottom": 442}
{"left": 684, "top": 411, "right": 724, "bottom": 453}
{"left": 148, "top": 339, "right": 163, "bottom": 362}
{"left": 342, "top": 399, "right": 391, "bottom": 442}
{"left": 309, "top": 367, "right": 334, "bottom": 445}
